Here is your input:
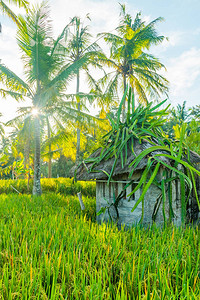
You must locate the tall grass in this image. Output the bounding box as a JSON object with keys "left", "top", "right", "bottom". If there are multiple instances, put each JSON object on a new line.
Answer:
{"left": 0, "top": 178, "right": 96, "bottom": 197}
{"left": 0, "top": 193, "right": 199, "bottom": 299}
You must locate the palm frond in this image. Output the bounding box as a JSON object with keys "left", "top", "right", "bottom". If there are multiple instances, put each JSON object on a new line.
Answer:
{"left": 129, "top": 75, "right": 148, "bottom": 106}
{"left": 0, "top": 88, "right": 25, "bottom": 101}
{"left": 0, "top": 0, "right": 20, "bottom": 25}
{"left": 0, "top": 63, "right": 31, "bottom": 96}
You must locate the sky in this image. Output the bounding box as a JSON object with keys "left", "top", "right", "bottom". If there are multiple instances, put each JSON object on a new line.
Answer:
{"left": 0, "top": 0, "right": 200, "bottom": 124}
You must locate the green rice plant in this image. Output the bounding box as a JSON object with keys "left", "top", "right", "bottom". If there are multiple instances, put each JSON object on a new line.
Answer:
{"left": 0, "top": 194, "right": 199, "bottom": 299}
{"left": 0, "top": 178, "right": 96, "bottom": 197}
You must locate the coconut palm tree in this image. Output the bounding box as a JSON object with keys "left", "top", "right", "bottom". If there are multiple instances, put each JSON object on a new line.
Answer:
{"left": 64, "top": 15, "right": 105, "bottom": 163}
{"left": 190, "top": 105, "right": 200, "bottom": 120}
{"left": 98, "top": 4, "right": 169, "bottom": 120}
{"left": 171, "top": 101, "right": 189, "bottom": 124}
{"left": 162, "top": 101, "right": 190, "bottom": 138}
{"left": 0, "top": 1, "right": 94, "bottom": 195}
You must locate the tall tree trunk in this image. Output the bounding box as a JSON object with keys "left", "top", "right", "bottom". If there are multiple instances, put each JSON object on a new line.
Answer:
{"left": 33, "top": 116, "right": 42, "bottom": 195}
{"left": 27, "top": 121, "right": 31, "bottom": 192}
{"left": 47, "top": 118, "right": 52, "bottom": 178}
{"left": 24, "top": 142, "right": 28, "bottom": 176}
{"left": 24, "top": 136, "right": 30, "bottom": 191}
{"left": 76, "top": 70, "right": 81, "bottom": 163}
{"left": 122, "top": 75, "right": 127, "bottom": 122}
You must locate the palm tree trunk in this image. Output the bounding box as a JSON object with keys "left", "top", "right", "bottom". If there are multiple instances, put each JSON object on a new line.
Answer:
{"left": 27, "top": 121, "right": 31, "bottom": 192}
{"left": 122, "top": 75, "right": 127, "bottom": 122}
{"left": 47, "top": 118, "right": 52, "bottom": 178}
{"left": 24, "top": 137, "right": 30, "bottom": 191}
{"left": 33, "top": 116, "right": 42, "bottom": 195}
{"left": 24, "top": 142, "right": 28, "bottom": 177}
{"left": 76, "top": 70, "right": 81, "bottom": 163}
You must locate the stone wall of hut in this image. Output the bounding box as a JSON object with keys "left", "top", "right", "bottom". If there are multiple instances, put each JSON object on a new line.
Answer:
{"left": 96, "top": 167, "right": 200, "bottom": 227}
{"left": 96, "top": 179, "right": 143, "bottom": 227}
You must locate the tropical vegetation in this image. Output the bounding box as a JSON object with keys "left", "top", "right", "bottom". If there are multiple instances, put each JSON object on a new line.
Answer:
{"left": 0, "top": 1, "right": 97, "bottom": 194}
{"left": 0, "top": 2, "right": 200, "bottom": 299}
{"left": 84, "top": 87, "right": 200, "bottom": 224}
{"left": 0, "top": 1, "right": 172, "bottom": 195}
{"left": 97, "top": 4, "right": 169, "bottom": 120}
{"left": 0, "top": 2, "right": 199, "bottom": 197}
{"left": 63, "top": 15, "right": 104, "bottom": 162}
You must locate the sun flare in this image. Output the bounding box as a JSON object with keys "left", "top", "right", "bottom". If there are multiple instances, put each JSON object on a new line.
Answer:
{"left": 31, "top": 107, "right": 39, "bottom": 117}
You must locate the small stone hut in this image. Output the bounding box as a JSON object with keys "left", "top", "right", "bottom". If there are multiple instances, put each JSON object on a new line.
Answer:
{"left": 76, "top": 139, "right": 200, "bottom": 227}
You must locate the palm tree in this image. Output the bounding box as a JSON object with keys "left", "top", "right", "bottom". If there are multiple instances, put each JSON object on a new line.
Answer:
{"left": 6, "top": 109, "right": 36, "bottom": 187}
{"left": 171, "top": 101, "right": 189, "bottom": 124}
{"left": 163, "top": 101, "right": 189, "bottom": 138}
{"left": 98, "top": 4, "right": 169, "bottom": 120}
{"left": 64, "top": 16, "right": 104, "bottom": 163}
{"left": 190, "top": 105, "right": 200, "bottom": 120}
{"left": 0, "top": 2, "right": 93, "bottom": 195}
{"left": 6, "top": 87, "right": 96, "bottom": 180}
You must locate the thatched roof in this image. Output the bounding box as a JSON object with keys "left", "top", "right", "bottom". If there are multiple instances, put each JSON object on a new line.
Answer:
{"left": 75, "top": 139, "right": 200, "bottom": 181}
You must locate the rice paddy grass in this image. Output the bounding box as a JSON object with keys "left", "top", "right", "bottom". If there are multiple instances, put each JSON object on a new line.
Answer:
{"left": 0, "top": 178, "right": 96, "bottom": 197}
{"left": 0, "top": 192, "right": 199, "bottom": 299}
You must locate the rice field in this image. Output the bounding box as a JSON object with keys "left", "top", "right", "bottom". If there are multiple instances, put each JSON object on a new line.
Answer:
{"left": 0, "top": 192, "right": 200, "bottom": 299}
{"left": 0, "top": 178, "right": 96, "bottom": 197}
